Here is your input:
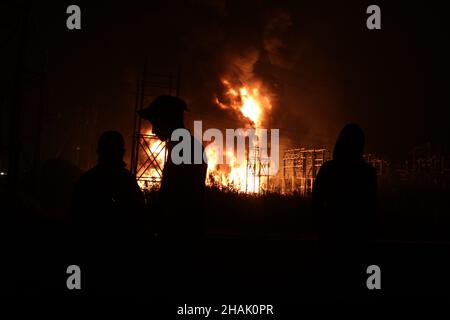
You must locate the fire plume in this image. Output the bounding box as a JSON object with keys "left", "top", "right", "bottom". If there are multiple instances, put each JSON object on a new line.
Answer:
{"left": 215, "top": 79, "right": 272, "bottom": 128}
{"left": 137, "top": 79, "right": 273, "bottom": 194}
{"left": 207, "top": 78, "right": 273, "bottom": 193}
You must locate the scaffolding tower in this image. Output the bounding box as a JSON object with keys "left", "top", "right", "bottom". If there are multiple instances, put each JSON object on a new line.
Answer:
{"left": 282, "top": 148, "right": 330, "bottom": 195}
{"left": 130, "top": 62, "right": 181, "bottom": 190}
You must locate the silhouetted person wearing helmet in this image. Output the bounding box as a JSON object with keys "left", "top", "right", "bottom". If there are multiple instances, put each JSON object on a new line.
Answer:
{"left": 313, "top": 123, "right": 377, "bottom": 244}
{"left": 71, "top": 130, "right": 144, "bottom": 235}
{"left": 138, "top": 95, "right": 207, "bottom": 239}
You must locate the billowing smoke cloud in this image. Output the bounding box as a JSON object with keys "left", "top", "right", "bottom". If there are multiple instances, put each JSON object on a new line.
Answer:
{"left": 130, "top": 1, "right": 337, "bottom": 153}
{"left": 210, "top": 9, "right": 297, "bottom": 131}
{"left": 263, "top": 10, "right": 295, "bottom": 69}
{"left": 227, "top": 48, "right": 260, "bottom": 83}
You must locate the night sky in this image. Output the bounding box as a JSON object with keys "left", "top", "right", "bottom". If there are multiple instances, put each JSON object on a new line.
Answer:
{"left": 2, "top": 0, "right": 449, "bottom": 170}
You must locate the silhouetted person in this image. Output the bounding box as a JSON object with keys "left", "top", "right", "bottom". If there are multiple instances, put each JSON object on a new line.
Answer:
{"left": 313, "top": 123, "right": 377, "bottom": 244}
{"left": 71, "top": 130, "right": 144, "bottom": 235}
{"left": 70, "top": 131, "right": 146, "bottom": 295}
{"left": 312, "top": 123, "right": 377, "bottom": 297}
{"left": 138, "top": 95, "right": 207, "bottom": 239}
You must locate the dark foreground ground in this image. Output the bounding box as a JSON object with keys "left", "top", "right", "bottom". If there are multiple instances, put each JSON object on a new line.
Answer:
{"left": 1, "top": 185, "right": 450, "bottom": 300}
{"left": 4, "top": 235, "right": 450, "bottom": 299}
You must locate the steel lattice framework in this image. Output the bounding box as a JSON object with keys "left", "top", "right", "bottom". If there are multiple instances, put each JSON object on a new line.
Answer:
{"left": 282, "top": 148, "right": 330, "bottom": 194}
{"left": 130, "top": 61, "right": 181, "bottom": 190}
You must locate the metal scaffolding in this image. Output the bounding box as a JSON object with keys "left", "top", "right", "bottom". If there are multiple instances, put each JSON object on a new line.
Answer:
{"left": 282, "top": 148, "right": 330, "bottom": 195}
{"left": 133, "top": 133, "right": 167, "bottom": 190}
{"left": 130, "top": 61, "right": 181, "bottom": 190}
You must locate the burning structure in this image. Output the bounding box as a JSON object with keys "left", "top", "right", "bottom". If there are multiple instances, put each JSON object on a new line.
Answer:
{"left": 130, "top": 55, "right": 398, "bottom": 195}
{"left": 130, "top": 68, "right": 396, "bottom": 196}
{"left": 131, "top": 61, "right": 276, "bottom": 194}
{"left": 205, "top": 79, "right": 273, "bottom": 193}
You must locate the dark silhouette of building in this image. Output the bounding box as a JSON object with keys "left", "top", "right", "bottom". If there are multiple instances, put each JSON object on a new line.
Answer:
{"left": 138, "top": 95, "right": 207, "bottom": 238}
{"left": 313, "top": 123, "right": 377, "bottom": 244}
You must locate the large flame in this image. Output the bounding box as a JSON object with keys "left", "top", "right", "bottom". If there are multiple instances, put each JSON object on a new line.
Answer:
{"left": 137, "top": 79, "right": 273, "bottom": 194}
{"left": 208, "top": 78, "right": 272, "bottom": 193}
{"left": 215, "top": 79, "right": 271, "bottom": 128}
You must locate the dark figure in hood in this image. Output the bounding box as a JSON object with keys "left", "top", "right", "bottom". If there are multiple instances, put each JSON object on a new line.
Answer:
{"left": 312, "top": 123, "right": 377, "bottom": 244}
